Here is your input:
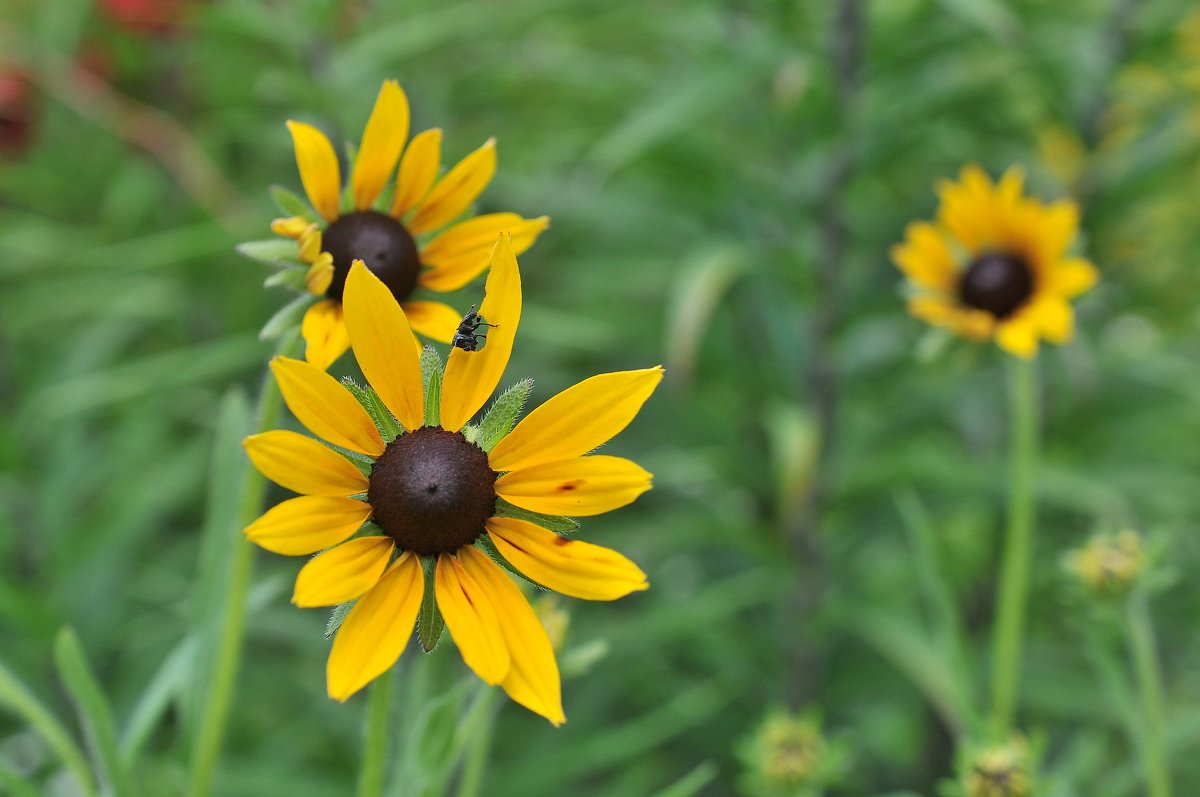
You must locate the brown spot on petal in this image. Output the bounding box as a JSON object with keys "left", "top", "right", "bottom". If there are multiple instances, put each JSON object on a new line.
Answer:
{"left": 557, "top": 480, "right": 583, "bottom": 492}
{"left": 553, "top": 535, "right": 572, "bottom": 546}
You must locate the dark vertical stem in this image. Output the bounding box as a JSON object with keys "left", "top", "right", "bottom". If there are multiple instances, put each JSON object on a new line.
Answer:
{"left": 786, "top": 0, "right": 864, "bottom": 706}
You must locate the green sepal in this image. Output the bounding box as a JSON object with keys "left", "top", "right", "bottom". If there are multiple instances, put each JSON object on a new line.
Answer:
{"left": 325, "top": 600, "right": 354, "bottom": 639}
{"left": 259, "top": 292, "right": 312, "bottom": 341}
{"left": 475, "top": 535, "right": 541, "bottom": 588}
{"left": 269, "top": 185, "right": 316, "bottom": 221}
{"left": 420, "top": 346, "right": 444, "bottom": 426}
{"left": 416, "top": 556, "right": 445, "bottom": 652}
{"left": 342, "top": 378, "right": 404, "bottom": 442}
{"left": 236, "top": 239, "right": 302, "bottom": 267}
{"left": 477, "top": 379, "right": 533, "bottom": 452}
{"left": 263, "top": 267, "right": 308, "bottom": 291}
{"left": 493, "top": 497, "right": 580, "bottom": 534}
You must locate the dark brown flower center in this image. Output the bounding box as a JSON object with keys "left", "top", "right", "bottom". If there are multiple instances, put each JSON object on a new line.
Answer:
{"left": 958, "top": 252, "right": 1033, "bottom": 319}
{"left": 367, "top": 427, "right": 495, "bottom": 556}
{"left": 322, "top": 210, "right": 420, "bottom": 302}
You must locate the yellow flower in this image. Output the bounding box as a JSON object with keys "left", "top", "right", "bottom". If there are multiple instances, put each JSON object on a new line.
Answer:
{"left": 964, "top": 736, "right": 1031, "bottom": 797}
{"left": 891, "top": 164, "right": 1099, "bottom": 358}
{"left": 275, "top": 80, "right": 549, "bottom": 369}
{"left": 1065, "top": 530, "right": 1144, "bottom": 598}
{"left": 242, "top": 237, "right": 661, "bottom": 724}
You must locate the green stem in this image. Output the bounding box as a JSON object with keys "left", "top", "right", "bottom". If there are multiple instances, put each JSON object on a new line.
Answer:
{"left": 454, "top": 686, "right": 499, "bottom": 797}
{"left": 1127, "top": 594, "right": 1172, "bottom": 797}
{"left": 187, "top": 332, "right": 298, "bottom": 797}
{"left": 988, "top": 356, "right": 1038, "bottom": 737}
{"left": 358, "top": 673, "right": 394, "bottom": 797}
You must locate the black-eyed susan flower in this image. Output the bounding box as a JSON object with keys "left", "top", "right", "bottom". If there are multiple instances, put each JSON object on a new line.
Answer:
{"left": 267, "top": 80, "right": 549, "bottom": 369}
{"left": 241, "top": 237, "right": 661, "bottom": 724}
{"left": 891, "top": 165, "right": 1099, "bottom": 358}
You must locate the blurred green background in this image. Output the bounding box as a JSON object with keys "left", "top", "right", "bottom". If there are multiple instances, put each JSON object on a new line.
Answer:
{"left": 2, "top": 0, "right": 1199, "bottom": 794}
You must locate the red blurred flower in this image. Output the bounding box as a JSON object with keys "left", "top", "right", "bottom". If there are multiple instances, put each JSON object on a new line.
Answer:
{"left": 99, "top": 0, "right": 191, "bottom": 36}
{"left": 0, "top": 69, "right": 34, "bottom": 156}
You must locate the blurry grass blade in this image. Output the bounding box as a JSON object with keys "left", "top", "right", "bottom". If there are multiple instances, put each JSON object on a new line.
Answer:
{"left": 937, "top": 0, "right": 1019, "bottom": 39}
{"left": 120, "top": 637, "right": 198, "bottom": 764}
{"left": 236, "top": 239, "right": 303, "bottom": 267}
{"left": 492, "top": 498, "right": 579, "bottom": 534}
{"left": 54, "top": 627, "right": 137, "bottom": 797}
{"left": 417, "top": 557, "right": 445, "bottom": 652}
{"left": 586, "top": 67, "right": 748, "bottom": 178}
{"left": 0, "top": 763, "right": 42, "bottom": 797}
{"left": 765, "top": 402, "right": 817, "bottom": 533}
{"left": 260, "top": 294, "right": 312, "bottom": 340}
{"left": 647, "top": 762, "right": 719, "bottom": 797}
{"left": 665, "top": 247, "right": 747, "bottom": 386}
{"left": 477, "top": 379, "right": 532, "bottom": 453}
{"left": 0, "top": 657, "right": 98, "bottom": 797}
{"left": 270, "top": 185, "right": 316, "bottom": 220}
{"left": 189, "top": 389, "right": 251, "bottom": 726}
{"left": 26, "top": 337, "right": 266, "bottom": 421}
{"left": 844, "top": 607, "right": 970, "bottom": 737}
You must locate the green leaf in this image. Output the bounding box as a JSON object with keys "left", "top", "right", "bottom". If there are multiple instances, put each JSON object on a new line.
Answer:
{"left": 269, "top": 185, "right": 315, "bottom": 220}
{"left": 325, "top": 601, "right": 355, "bottom": 639}
{"left": 54, "top": 628, "right": 137, "bottom": 797}
{"left": 236, "top": 239, "right": 302, "bottom": 266}
{"left": 416, "top": 557, "right": 445, "bottom": 652}
{"left": 0, "top": 657, "right": 97, "bottom": 797}
{"left": 493, "top": 498, "right": 580, "bottom": 534}
{"left": 477, "top": 379, "right": 532, "bottom": 452}
{"left": 120, "top": 636, "right": 198, "bottom": 763}
{"left": 259, "top": 293, "right": 312, "bottom": 341}
{"left": 419, "top": 346, "right": 443, "bottom": 392}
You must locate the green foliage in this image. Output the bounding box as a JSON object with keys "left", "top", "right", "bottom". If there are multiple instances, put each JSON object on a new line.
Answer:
{"left": 1, "top": 0, "right": 1199, "bottom": 795}
{"left": 477, "top": 378, "right": 533, "bottom": 452}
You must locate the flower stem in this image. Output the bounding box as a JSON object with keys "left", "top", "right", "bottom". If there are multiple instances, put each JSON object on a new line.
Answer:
{"left": 357, "top": 672, "right": 394, "bottom": 797}
{"left": 454, "top": 686, "right": 499, "bottom": 797}
{"left": 988, "top": 356, "right": 1038, "bottom": 737}
{"left": 187, "top": 333, "right": 297, "bottom": 797}
{"left": 1127, "top": 594, "right": 1172, "bottom": 797}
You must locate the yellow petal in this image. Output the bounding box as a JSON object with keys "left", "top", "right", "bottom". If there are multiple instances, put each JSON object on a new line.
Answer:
{"left": 995, "top": 313, "right": 1040, "bottom": 359}
{"left": 1050, "top": 257, "right": 1098, "bottom": 299}
{"left": 890, "top": 221, "right": 957, "bottom": 292}
{"left": 243, "top": 430, "right": 368, "bottom": 496}
{"left": 272, "top": 216, "right": 310, "bottom": 239}
{"left": 286, "top": 120, "right": 342, "bottom": 222}
{"left": 245, "top": 495, "right": 372, "bottom": 556}
{"left": 270, "top": 356, "right": 384, "bottom": 457}
{"left": 390, "top": 128, "right": 442, "bottom": 218}
{"left": 459, "top": 547, "right": 563, "bottom": 725}
{"left": 342, "top": 260, "right": 425, "bottom": 430}
{"left": 495, "top": 455, "right": 652, "bottom": 517}
{"left": 440, "top": 236, "right": 520, "bottom": 431}
{"left": 305, "top": 254, "right": 334, "bottom": 295}
{"left": 351, "top": 81, "right": 410, "bottom": 211}
{"left": 1033, "top": 200, "right": 1081, "bottom": 264}
{"left": 419, "top": 214, "right": 550, "bottom": 293}
{"left": 408, "top": 138, "right": 496, "bottom": 235}
{"left": 302, "top": 299, "right": 351, "bottom": 371}
{"left": 298, "top": 224, "right": 322, "bottom": 262}
{"left": 293, "top": 536, "right": 395, "bottom": 607}
{"left": 435, "top": 554, "right": 511, "bottom": 684}
{"left": 489, "top": 367, "right": 663, "bottom": 472}
{"left": 487, "top": 517, "right": 648, "bottom": 601}
{"left": 327, "top": 553, "right": 423, "bottom": 701}
{"left": 1029, "top": 294, "right": 1074, "bottom": 344}
{"left": 402, "top": 300, "right": 461, "bottom": 344}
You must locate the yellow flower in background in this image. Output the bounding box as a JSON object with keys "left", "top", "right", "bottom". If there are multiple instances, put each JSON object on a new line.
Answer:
{"left": 242, "top": 237, "right": 661, "bottom": 723}
{"left": 891, "top": 165, "right": 1099, "bottom": 358}
{"left": 275, "top": 80, "right": 549, "bottom": 369}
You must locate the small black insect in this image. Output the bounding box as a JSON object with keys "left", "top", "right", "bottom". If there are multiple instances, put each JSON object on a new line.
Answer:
{"left": 451, "top": 305, "right": 498, "bottom": 351}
